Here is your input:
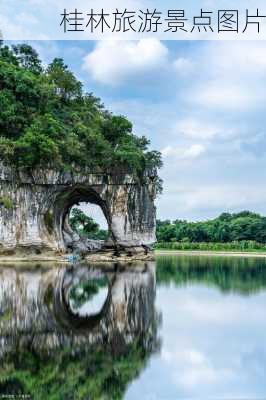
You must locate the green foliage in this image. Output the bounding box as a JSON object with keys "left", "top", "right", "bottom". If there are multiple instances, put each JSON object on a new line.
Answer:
{"left": 156, "top": 211, "right": 266, "bottom": 245}
{"left": 0, "top": 43, "right": 162, "bottom": 183}
{"left": 15, "top": 114, "right": 63, "bottom": 167}
{"left": 0, "top": 343, "right": 149, "bottom": 400}
{"left": 102, "top": 114, "right": 132, "bottom": 144}
{"left": 0, "top": 196, "right": 13, "bottom": 210}
{"left": 46, "top": 58, "right": 82, "bottom": 101}
{"left": 0, "top": 137, "right": 15, "bottom": 162}
{"left": 155, "top": 240, "right": 266, "bottom": 252}
{"left": 69, "top": 208, "right": 108, "bottom": 240}
{"left": 0, "top": 59, "right": 50, "bottom": 138}
{"left": 0, "top": 45, "right": 18, "bottom": 65}
{"left": 70, "top": 277, "right": 108, "bottom": 309}
{"left": 12, "top": 44, "right": 43, "bottom": 75}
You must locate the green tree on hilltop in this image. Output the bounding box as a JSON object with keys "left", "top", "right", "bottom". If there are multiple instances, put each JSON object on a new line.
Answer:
{"left": 0, "top": 42, "right": 162, "bottom": 191}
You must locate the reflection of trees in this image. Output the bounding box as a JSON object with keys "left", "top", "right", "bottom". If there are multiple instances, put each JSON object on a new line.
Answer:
{"left": 156, "top": 255, "right": 266, "bottom": 295}
{"left": 69, "top": 276, "right": 108, "bottom": 310}
{"left": 0, "top": 341, "right": 153, "bottom": 400}
{"left": 0, "top": 263, "right": 160, "bottom": 399}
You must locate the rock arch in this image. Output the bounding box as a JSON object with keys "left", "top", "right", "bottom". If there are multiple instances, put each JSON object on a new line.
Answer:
{"left": 0, "top": 164, "right": 157, "bottom": 257}
{"left": 52, "top": 185, "right": 113, "bottom": 253}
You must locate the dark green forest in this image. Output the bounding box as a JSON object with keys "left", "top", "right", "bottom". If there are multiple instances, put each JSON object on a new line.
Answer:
{"left": 156, "top": 211, "right": 266, "bottom": 248}
{"left": 0, "top": 42, "right": 161, "bottom": 184}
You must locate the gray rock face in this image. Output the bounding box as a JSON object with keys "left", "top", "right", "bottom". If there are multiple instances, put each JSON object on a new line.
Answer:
{"left": 0, "top": 164, "right": 158, "bottom": 256}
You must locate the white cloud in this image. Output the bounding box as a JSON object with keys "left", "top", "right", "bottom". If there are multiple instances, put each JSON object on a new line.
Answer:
{"left": 184, "top": 41, "right": 266, "bottom": 111}
{"left": 207, "top": 41, "right": 266, "bottom": 76}
{"left": 175, "top": 118, "right": 221, "bottom": 140}
{"left": 184, "top": 144, "right": 205, "bottom": 158}
{"left": 192, "top": 82, "right": 261, "bottom": 110}
{"left": 176, "top": 364, "right": 228, "bottom": 389}
{"left": 163, "top": 347, "right": 233, "bottom": 390}
{"left": 0, "top": 13, "right": 48, "bottom": 40}
{"left": 82, "top": 39, "right": 168, "bottom": 85}
{"left": 162, "top": 144, "right": 205, "bottom": 160}
{"left": 173, "top": 57, "right": 194, "bottom": 75}
{"left": 16, "top": 12, "right": 39, "bottom": 25}
{"left": 164, "top": 184, "right": 266, "bottom": 214}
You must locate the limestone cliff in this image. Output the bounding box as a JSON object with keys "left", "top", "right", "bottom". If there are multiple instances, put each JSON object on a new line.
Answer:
{"left": 0, "top": 163, "right": 158, "bottom": 257}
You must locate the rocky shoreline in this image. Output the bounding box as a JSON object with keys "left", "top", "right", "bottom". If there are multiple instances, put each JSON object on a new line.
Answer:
{"left": 0, "top": 248, "right": 155, "bottom": 264}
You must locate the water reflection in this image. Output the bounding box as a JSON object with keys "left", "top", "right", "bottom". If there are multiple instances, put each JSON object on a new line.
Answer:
{"left": 1, "top": 256, "right": 266, "bottom": 399}
{"left": 127, "top": 255, "right": 266, "bottom": 400}
{"left": 0, "top": 262, "right": 160, "bottom": 399}
{"left": 156, "top": 254, "right": 266, "bottom": 294}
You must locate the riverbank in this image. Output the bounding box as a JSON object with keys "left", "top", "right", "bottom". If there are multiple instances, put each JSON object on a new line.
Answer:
{"left": 1, "top": 249, "right": 266, "bottom": 263}
{"left": 156, "top": 250, "right": 266, "bottom": 258}
{"left": 0, "top": 255, "right": 66, "bottom": 264}
{"left": 0, "top": 249, "right": 154, "bottom": 264}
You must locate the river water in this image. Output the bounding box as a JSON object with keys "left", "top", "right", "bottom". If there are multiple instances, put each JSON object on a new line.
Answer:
{"left": 0, "top": 254, "right": 266, "bottom": 399}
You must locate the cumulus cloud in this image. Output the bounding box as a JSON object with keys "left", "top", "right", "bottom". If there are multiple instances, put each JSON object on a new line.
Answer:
{"left": 82, "top": 39, "right": 168, "bottom": 85}
{"left": 161, "top": 184, "right": 266, "bottom": 215}
{"left": 194, "top": 81, "right": 254, "bottom": 109}
{"left": 162, "top": 144, "right": 205, "bottom": 161}
{"left": 207, "top": 41, "right": 266, "bottom": 76}
{"left": 175, "top": 118, "right": 221, "bottom": 140}
{"left": 191, "top": 82, "right": 261, "bottom": 110}
{"left": 185, "top": 41, "right": 266, "bottom": 110}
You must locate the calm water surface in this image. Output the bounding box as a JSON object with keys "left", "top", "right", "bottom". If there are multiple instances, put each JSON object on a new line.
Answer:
{"left": 0, "top": 255, "right": 266, "bottom": 399}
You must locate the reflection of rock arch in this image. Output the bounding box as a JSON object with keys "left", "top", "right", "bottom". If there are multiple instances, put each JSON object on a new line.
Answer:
{"left": 0, "top": 262, "right": 159, "bottom": 356}
{"left": 53, "top": 266, "right": 113, "bottom": 331}
{"left": 0, "top": 165, "right": 157, "bottom": 256}
{"left": 0, "top": 262, "right": 160, "bottom": 399}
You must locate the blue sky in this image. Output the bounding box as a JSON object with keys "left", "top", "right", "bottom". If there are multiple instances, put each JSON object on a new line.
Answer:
{"left": 8, "top": 39, "right": 266, "bottom": 222}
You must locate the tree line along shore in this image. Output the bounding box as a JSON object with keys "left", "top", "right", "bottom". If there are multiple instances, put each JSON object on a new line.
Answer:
{"left": 155, "top": 211, "right": 266, "bottom": 252}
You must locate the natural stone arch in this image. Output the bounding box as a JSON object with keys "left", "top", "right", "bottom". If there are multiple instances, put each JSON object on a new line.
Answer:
{"left": 52, "top": 185, "right": 114, "bottom": 253}
{"left": 0, "top": 164, "right": 157, "bottom": 258}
